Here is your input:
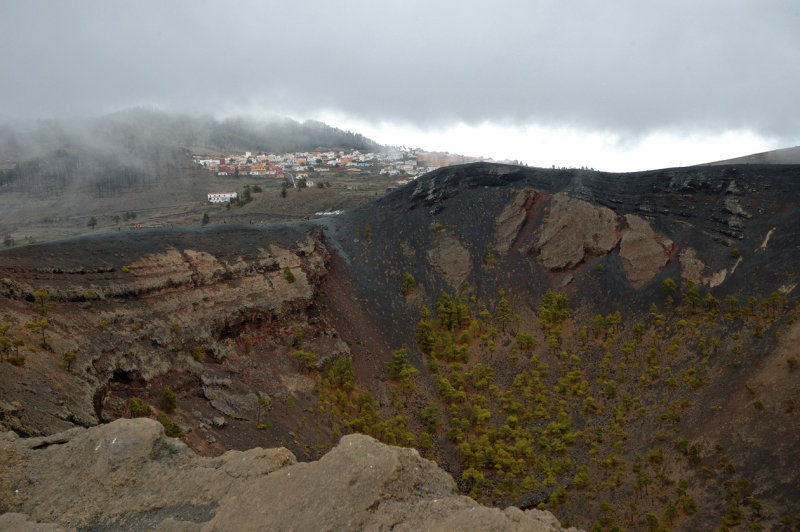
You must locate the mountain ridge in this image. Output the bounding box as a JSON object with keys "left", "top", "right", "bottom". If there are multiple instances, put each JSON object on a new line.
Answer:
{"left": 703, "top": 144, "right": 800, "bottom": 165}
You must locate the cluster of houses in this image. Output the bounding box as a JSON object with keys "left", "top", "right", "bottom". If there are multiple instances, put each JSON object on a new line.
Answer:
{"left": 192, "top": 148, "right": 483, "bottom": 181}
{"left": 197, "top": 148, "right": 484, "bottom": 203}
{"left": 207, "top": 192, "right": 238, "bottom": 204}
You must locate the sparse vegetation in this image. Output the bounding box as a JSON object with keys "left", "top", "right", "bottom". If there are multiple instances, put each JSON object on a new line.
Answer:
{"left": 293, "top": 349, "right": 318, "bottom": 372}
{"left": 192, "top": 346, "right": 206, "bottom": 362}
{"left": 486, "top": 243, "right": 497, "bottom": 268}
{"left": 156, "top": 412, "right": 183, "bottom": 437}
{"left": 401, "top": 272, "right": 416, "bottom": 296}
{"left": 25, "top": 319, "right": 51, "bottom": 350}
{"left": 34, "top": 290, "right": 51, "bottom": 316}
{"left": 129, "top": 397, "right": 153, "bottom": 418}
{"left": 160, "top": 388, "right": 177, "bottom": 413}
{"left": 62, "top": 349, "right": 76, "bottom": 371}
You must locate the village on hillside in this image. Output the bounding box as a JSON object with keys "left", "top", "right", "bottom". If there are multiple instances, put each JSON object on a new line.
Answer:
{"left": 192, "top": 148, "right": 483, "bottom": 187}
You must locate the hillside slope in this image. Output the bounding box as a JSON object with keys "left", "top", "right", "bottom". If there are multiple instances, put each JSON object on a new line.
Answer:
{"left": 1, "top": 162, "right": 799, "bottom": 530}
{"left": 0, "top": 110, "right": 383, "bottom": 242}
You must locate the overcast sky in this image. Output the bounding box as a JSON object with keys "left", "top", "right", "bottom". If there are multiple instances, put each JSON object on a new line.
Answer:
{"left": 2, "top": 1, "right": 799, "bottom": 171}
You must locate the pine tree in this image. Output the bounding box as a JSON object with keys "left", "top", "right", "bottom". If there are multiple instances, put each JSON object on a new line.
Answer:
{"left": 415, "top": 319, "right": 435, "bottom": 356}
{"left": 33, "top": 290, "right": 51, "bottom": 316}
{"left": 496, "top": 297, "right": 512, "bottom": 331}
{"left": 437, "top": 294, "right": 455, "bottom": 330}
{"left": 401, "top": 272, "right": 416, "bottom": 295}
{"left": 486, "top": 243, "right": 497, "bottom": 268}
{"left": 62, "top": 350, "right": 76, "bottom": 371}
{"left": 25, "top": 319, "right": 50, "bottom": 350}
{"left": 456, "top": 297, "right": 471, "bottom": 328}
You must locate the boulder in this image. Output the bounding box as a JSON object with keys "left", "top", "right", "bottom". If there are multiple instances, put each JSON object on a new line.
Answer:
{"left": 0, "top": 419, "right": 577, "bottom": 531}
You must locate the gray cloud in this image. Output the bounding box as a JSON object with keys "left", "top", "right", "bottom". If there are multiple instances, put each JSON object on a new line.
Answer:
{"left": 2, "top": 0, "right": 800, "bottom": 142}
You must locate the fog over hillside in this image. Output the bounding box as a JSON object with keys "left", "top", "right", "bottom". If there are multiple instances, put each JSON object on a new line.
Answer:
{"left": 0, "top": 109, "right": 379, "bottom": 162}
{"left": 3, "top": 2, "right": 800, "bottom": 169}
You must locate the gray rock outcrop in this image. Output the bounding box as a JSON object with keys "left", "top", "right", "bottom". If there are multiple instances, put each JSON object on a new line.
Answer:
{"left": 0, "top": 419, "right": 577, "bottom": 531}
{"left": 679, "top": 247, "right": 728, "bottom": 287}
{"left": 495, "top": 189, "right": 538, "bottom": 255}
{"left": 537, "top": 193, "right": 620, "bottom": 271}
{"left": 618, "top": 215, "right": 675, "bottom": 287}
{"left": 427, "top": 234, "right": 472, "bottom": 289}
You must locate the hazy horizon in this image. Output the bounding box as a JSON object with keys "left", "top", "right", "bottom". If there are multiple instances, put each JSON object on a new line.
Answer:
{"left": 3, "top": 1, "right": 799, "bottom": 171}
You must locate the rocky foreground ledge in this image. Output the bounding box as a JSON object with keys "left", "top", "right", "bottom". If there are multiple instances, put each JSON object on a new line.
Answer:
{"left": 0, "top": 419, "right": 577, "bottom": 531}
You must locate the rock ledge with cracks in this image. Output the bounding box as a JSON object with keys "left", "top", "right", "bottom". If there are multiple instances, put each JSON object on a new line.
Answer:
{"left": 0, "top": 418, "right": 578, "bottom": 531}
{"left": 536, "top": 193, "right": 620, "bottom": 271}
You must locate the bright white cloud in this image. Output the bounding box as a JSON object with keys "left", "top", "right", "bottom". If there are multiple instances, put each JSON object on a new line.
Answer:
{"left": 313, "top": 111, "right": 776, "bottom": 172}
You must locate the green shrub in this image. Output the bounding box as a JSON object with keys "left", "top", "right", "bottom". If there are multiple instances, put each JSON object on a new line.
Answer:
{"left": 420, "top": 403, "right": 441, "bottom": 431}
{"left": 293, "top": 349, "right": 318, "bottom": 371}
{"left": 156, "top": 412, "right": 183, "bottom": 437}
{"left": 8, "top": 355, "right": 26, "bottom": 367}
{"left": 540, "top": 290, "right": 569, "bottom": 327}
{"left": 401, "top": 272, "right": 416, "bottom": 295}
{"left": 661, "top": 277, "right": 677, "bottom": 294}
{"left": 284, "top": 267, "right": 296, "bottom": 283}
{"left": 160, "top": 387, "right": 177, "bottom": 413}
{"left": 486, "top": 243, "right": 497, "bottom": 268}
{"left": 129, "top": 397, "right": 153, "bottom": 417}
{"left": 193, "top": 346, "right": 206, "bottom": 362}
{"left": 291, "top": 327, "right": 303, "bottom": 349}
{"left": 516, "top": 332, "right": 535, "bottom": 350}
{"left": 62, "top": 350, "right": 77, "bottom": 371}
{"left": 385, "top": 348, "right": 419, "bottom": 390}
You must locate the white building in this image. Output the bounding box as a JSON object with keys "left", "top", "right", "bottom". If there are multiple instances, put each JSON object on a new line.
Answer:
{"left": 208, "top": 192, "right": 238, "bottom": 203}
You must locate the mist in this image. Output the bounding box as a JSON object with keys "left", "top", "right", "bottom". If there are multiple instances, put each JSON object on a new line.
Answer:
{"left": 2, "top": 1, "right": 799, "bottom": 168}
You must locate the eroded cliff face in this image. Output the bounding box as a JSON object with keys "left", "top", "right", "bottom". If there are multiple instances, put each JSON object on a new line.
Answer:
{"left": 618, "top": 214, "right": 676, "bottom": 288}
{"left": 535, "top": 193, "right": 621, "bottom": 271}
{"left": 0, "top": 419, "right": 577, "bottom": 531}
{"left": 0, "top": 228, "right": 340, "bottom": 452}
{"left": 492, "top": 191, "right": 677, "bottom": 288}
